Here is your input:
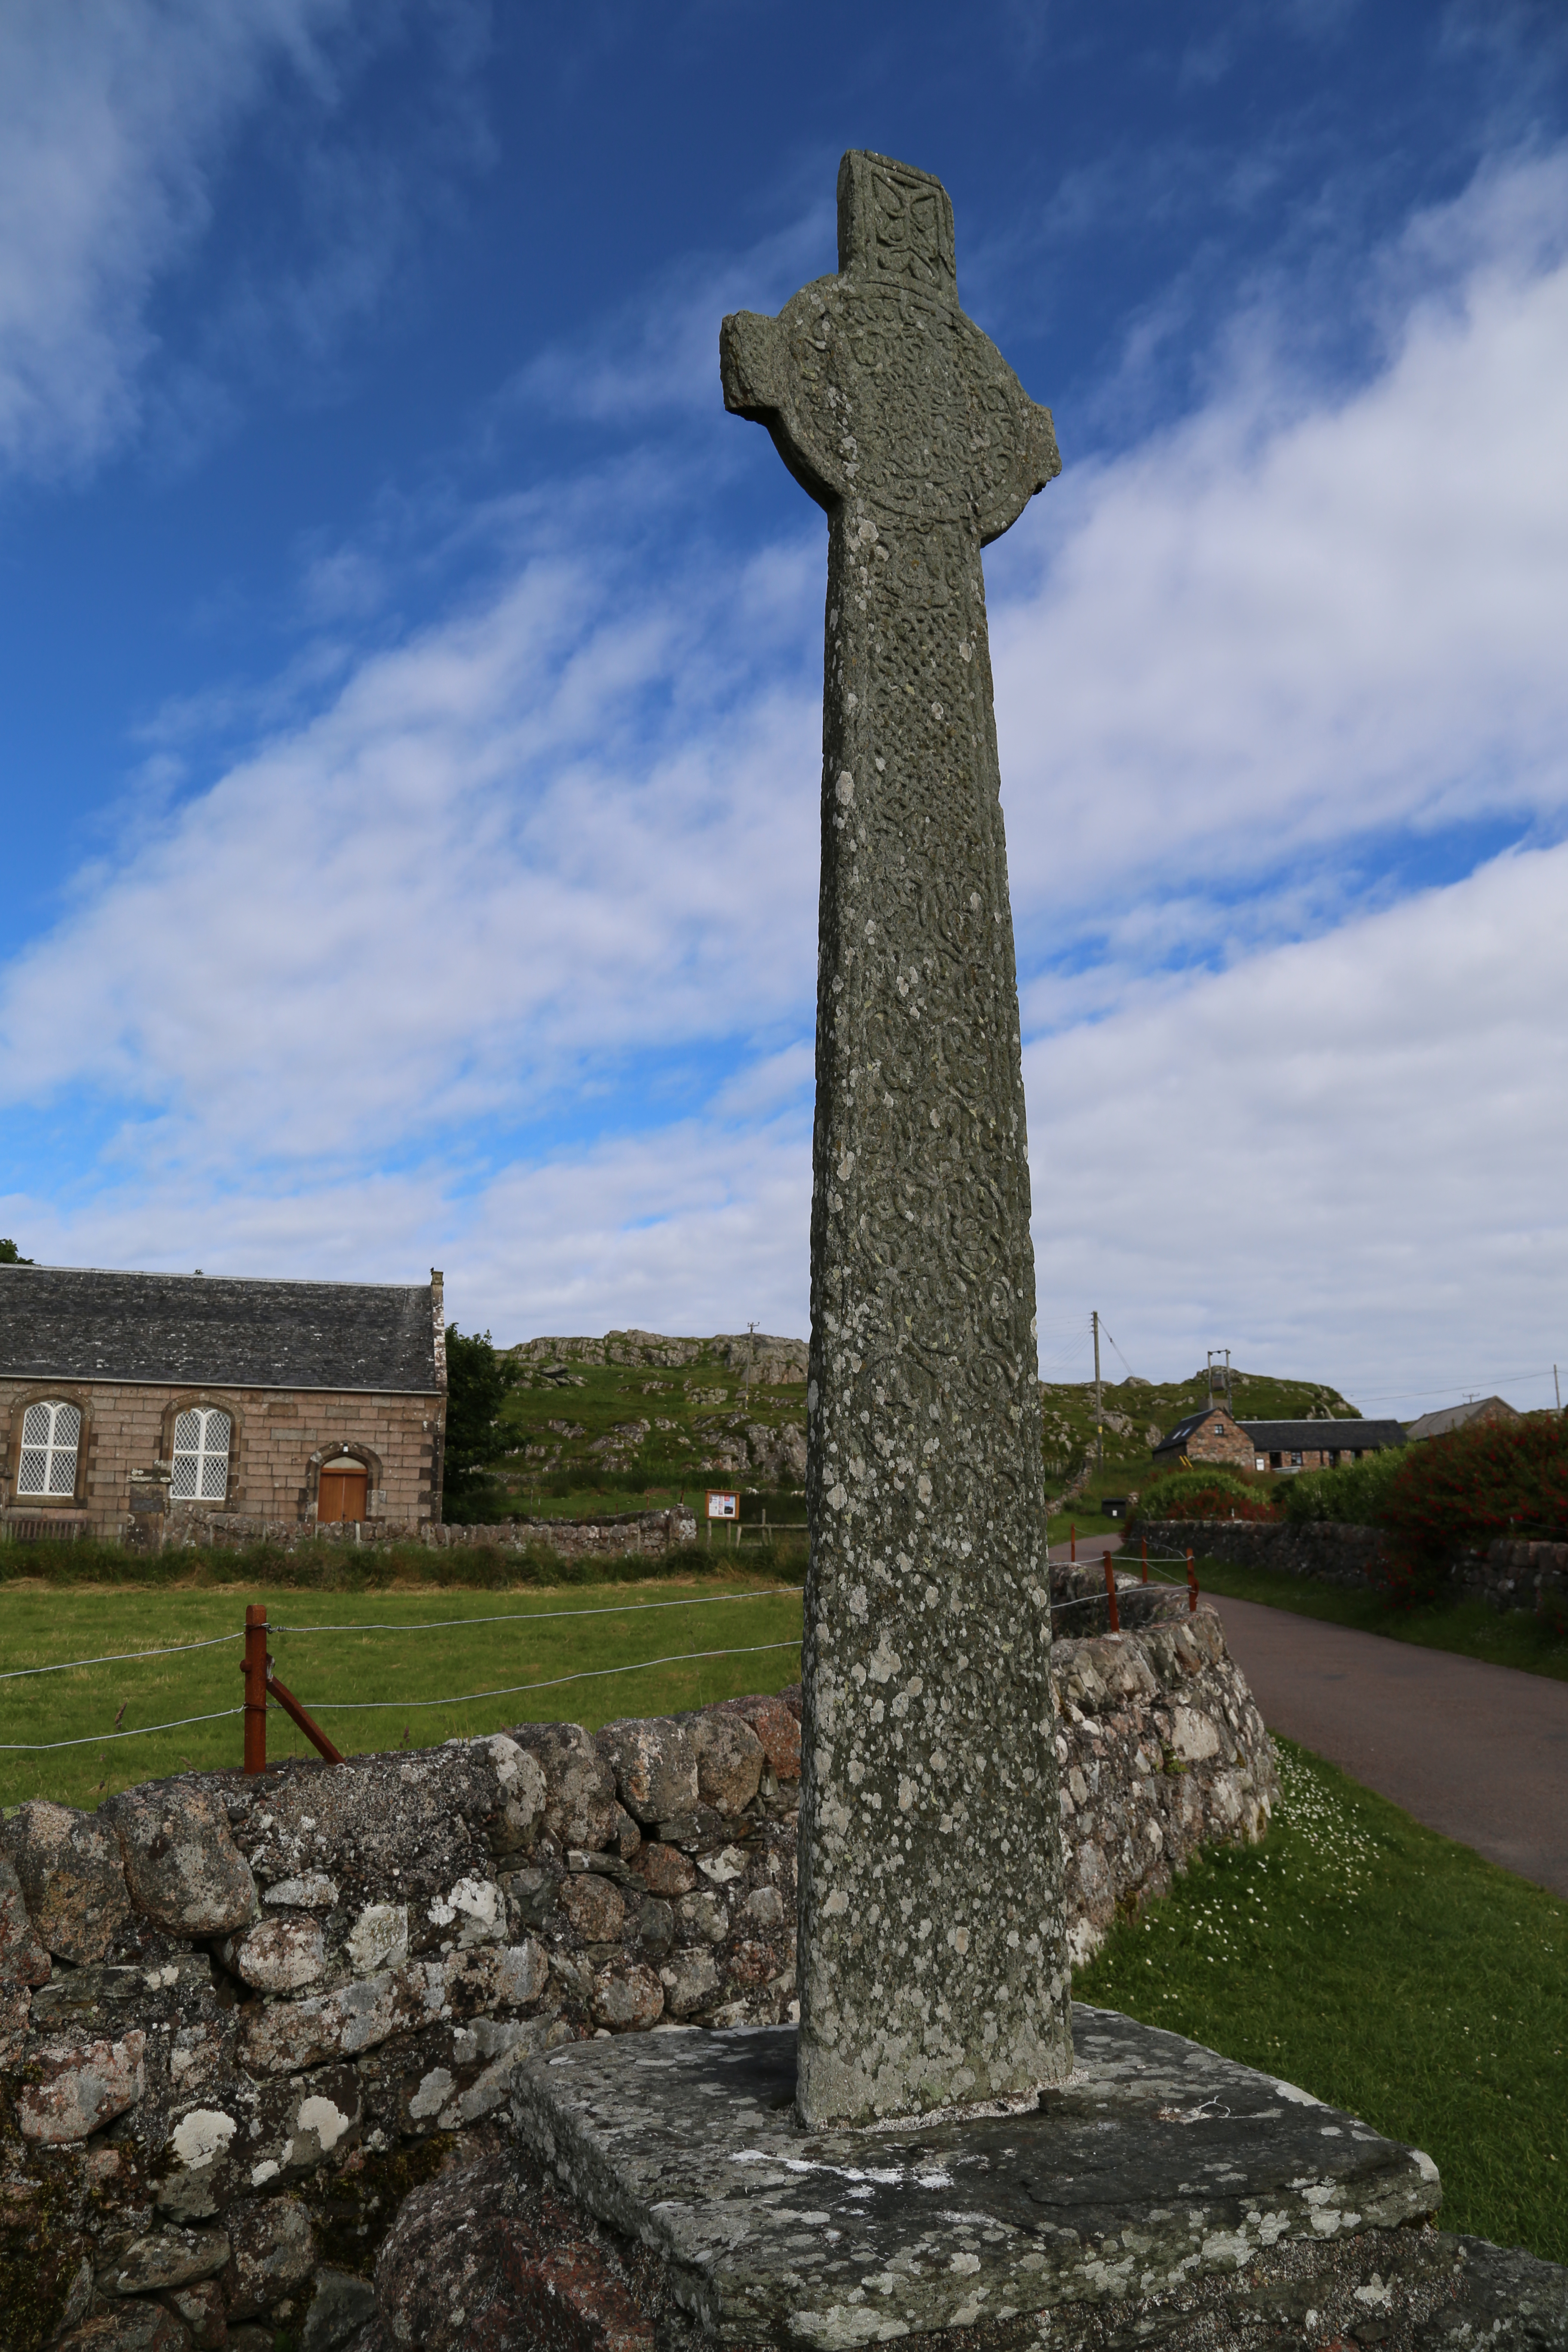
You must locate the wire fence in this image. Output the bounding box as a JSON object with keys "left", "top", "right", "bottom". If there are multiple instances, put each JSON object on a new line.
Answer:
{"left": 0, "top": 1543, "right": 1204, "bottom": 1761}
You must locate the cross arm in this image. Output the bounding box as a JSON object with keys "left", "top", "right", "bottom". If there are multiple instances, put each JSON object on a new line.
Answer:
{"left": 977, "top": 399, "right": 1062, "bottom": 547}
{"left": 720, "top": 306, "right": 848, "bottom": 516}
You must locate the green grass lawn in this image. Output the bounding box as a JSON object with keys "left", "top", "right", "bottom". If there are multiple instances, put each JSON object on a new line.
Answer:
{"left": 1188, "top": 1550, "right": 1568, "bottom": 1682}
{"left": 0, "top": 1570, "right": 805, "bottom": 1812}
{"left": 1076, "top": 1736, "right": 1568, "bottom": 2264}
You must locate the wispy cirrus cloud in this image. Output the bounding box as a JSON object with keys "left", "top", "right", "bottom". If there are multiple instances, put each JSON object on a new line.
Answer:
{"left": 0, "top": 0, "right": 489, "bottom": 485}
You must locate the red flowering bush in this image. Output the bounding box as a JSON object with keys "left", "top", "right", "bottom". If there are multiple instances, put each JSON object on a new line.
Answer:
{"left": 1377, "top": 1415, "right": 1568, "bottom": 1604}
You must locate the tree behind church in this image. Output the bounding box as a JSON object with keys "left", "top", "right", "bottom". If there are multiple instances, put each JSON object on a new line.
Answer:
{"left": 0, "top": 1240, "right": 34, "bottom": 1263}
{"left": 442, "top": 1325, "right": 514, "bottom": 1522}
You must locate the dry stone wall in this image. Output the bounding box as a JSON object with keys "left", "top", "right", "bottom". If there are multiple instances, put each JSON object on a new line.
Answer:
{"left": 1142, "top": 1519, "right": 1568, "bottom": 1620}
{"left": 165, "top": 1504, "right": 698, "bottom": 1561}
{"left": 0, "top": 1608, "right": 1274, "bottom": 2349}
{"left": 1137, "top": 1517, "right": 1386, "bottom": 1588}
{"left": 1455, "top": 1537, "right": 1568, "bottom": 1620}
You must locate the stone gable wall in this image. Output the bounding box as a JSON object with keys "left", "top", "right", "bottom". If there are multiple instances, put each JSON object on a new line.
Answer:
{"left": 0, "top": 1605, "right": 1274, "bottom": 2350}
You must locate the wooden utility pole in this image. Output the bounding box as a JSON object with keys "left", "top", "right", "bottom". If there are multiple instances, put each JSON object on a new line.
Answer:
{"left": 1093, "top": 1310, "right": 1102, "bottom": 1468}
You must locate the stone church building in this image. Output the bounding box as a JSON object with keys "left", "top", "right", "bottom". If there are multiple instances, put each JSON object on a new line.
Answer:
{"left": 0, "top": 1265, "right": 446, "bottom": 1543}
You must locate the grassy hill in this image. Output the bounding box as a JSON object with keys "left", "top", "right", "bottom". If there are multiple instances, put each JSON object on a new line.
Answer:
{"left": 478, "top": 1334, "right": 1357, "bottom": 1533}
{"left": 487, "top": 1331, "right": 809, "bottom": 1519}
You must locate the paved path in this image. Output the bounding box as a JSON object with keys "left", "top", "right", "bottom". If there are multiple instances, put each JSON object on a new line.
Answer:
{"left": 1208, "top": 1595, "right": 1568, "bottom": 1900}
{"left": 1047, "top": 1531, "right": 1125, "bottom": 1565}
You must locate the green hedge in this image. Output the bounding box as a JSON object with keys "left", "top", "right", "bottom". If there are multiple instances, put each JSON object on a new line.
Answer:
{"left": 1280, "top": 1447, "right": 1405, "bottom": 1526}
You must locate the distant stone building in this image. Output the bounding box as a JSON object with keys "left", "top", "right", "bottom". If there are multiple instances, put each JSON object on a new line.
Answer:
{"left": 1150, "top": 1405, "right": 1258, "bottom": 1473}
{"left": 0, "top": 1265, "right": 446, "bottom": 1544}
{"left": 1406, "top": 1397, "right": 1520, "bottom": 1442}
{"left": 1152, "top": 1407, "right": 1406, "bottom": 1475}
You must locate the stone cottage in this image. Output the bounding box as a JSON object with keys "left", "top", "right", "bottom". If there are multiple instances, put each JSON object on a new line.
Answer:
{"left": 0, "top": 1265, "right": 446, "bottom": 1544}
{"left": 1151, "top": 1404, "right": 1406, "bottom": 1476}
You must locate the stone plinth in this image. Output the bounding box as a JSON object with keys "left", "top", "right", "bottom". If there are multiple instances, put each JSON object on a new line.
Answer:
{"left": 509, "top": 2011, "right": 1491, "bottom": 2349}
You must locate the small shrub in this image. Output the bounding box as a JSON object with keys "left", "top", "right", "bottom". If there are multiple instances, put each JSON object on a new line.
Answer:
{"left": 1131, "top": 1467, "right": 1278, "bottom": 1524}
{"left": 1281, "top": 1448, "right": 1405, "bottom": 1527}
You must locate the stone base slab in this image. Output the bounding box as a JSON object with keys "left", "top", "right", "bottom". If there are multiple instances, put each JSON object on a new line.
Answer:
{"left": 511, "top": 2011, "right": 1568, "bottom": 2349}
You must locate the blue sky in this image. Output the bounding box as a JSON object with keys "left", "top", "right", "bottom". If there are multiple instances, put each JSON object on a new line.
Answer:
{"left": 3, "top": 0, "right": 1568, "bottom": 1416}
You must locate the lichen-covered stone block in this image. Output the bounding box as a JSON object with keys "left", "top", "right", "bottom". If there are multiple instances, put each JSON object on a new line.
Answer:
{"left": 17, "top": 2027, "right": 146, "bottom": 2143}
{"left": 511, "top": 2015, "right": 1448, "bottom": 2346}
{"left": 508, "top": 1722, "right": 622, "bottom": 1850}
{"left": 0, "top": 1854, "right": 51, "bottom": 1985}
{"left": 103, "top": 1787, "right": 257, "bottom": 1937}
{"left": 595, "top": 1718, "right": 698, "bottom": 1824}
{"left": 3, "top": 1801, "right": 131, "bottom": 1963}
{"left": 689, "top": 1710, "right": 765, "bottom": 1815}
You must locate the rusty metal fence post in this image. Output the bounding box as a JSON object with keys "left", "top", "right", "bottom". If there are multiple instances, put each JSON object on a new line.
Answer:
{"left": 243, "top": 1599, "right": 344, "bottom": 1771}
{"left": 1187, "top": 1550, "right": 1198, "bottom": 1614}
{"left": 243, "top": 1605, "right": 268, "bottom": 1774}
{"left": 1102, "top": 1549, "right": 1120, "bottom": 1635}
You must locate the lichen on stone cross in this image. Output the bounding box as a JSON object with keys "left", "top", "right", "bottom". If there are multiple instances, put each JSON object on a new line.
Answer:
{"left": 720, "top": 150, "right": 1069, "bottom": 2127}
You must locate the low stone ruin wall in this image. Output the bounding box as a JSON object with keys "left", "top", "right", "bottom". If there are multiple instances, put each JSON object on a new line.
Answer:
{"left": 1137, "top": 1517, "right": 1386, "bottom": 1589}
{"left": 0, "top": 1608, "right": 1275, "bottom": 2350}
{"left": 162, "top": 1505, "right": 699, "bottom": 1561}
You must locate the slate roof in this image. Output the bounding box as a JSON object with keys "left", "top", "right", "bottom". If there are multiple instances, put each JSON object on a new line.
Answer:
{"left": 1151, "top": 1410, "right": 1406, "bottom": 1457}
{"left": 1406, "top": 1398, "right": 1519, "bottom": 1441}
{"left": 1236, "top": 1419, "right": 1406, "bottom": 1452}
{"left": 0, "top": 1266, "right": 441, "bottom": 1393}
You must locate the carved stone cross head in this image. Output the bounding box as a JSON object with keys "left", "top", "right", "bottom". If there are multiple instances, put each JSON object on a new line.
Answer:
{"left": 721, "top": 150, "right": 1059, "bottom": 545}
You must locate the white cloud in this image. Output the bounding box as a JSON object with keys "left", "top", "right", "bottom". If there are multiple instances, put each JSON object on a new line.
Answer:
{"left": 0, "top": 1115, "right": 816, "bottom": 1346}
{"left": 0, "top": 0, "right": 487, "bottom": 484}
{"left": 993, "top": 149, "right": 1568, "bottom": 958}
{"left": 1028, "top": 840, "right": 1568, "bottom": 1414}
{"left": 0, "top": 536, "right": 822, "bottom": 1167}
{"left": 0, "top": 0, "right": 353, "bottom": 479}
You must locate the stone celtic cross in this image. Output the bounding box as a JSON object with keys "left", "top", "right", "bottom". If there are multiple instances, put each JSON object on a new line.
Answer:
{"left": 722, "top": 151, "right": 1070, "bottom": 2125}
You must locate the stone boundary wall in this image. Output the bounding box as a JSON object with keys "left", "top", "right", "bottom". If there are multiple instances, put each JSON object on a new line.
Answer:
{"left": 1137, "top": 1518, "right": 1385, "bottom": 1589}
{"left": 0, "top": 1608, "right": 1274, "bottom": 2350}
{"left": 1142, "top": 1519, "right": 1568, "bottom": 1618}
{"left": 1456, "top": 1537, "right": 1568, "bottom": 1619}
{"left": 161, "top": 1505, "right": 700, "bottom": 1561}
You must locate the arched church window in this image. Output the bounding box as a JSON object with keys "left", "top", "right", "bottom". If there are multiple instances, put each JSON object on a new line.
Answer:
{"left": 18, "top": 1401, "right": 82, "bottom": 1496}
{"left": 172, "top": 1408, "right": 231, "bottom": 1501}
